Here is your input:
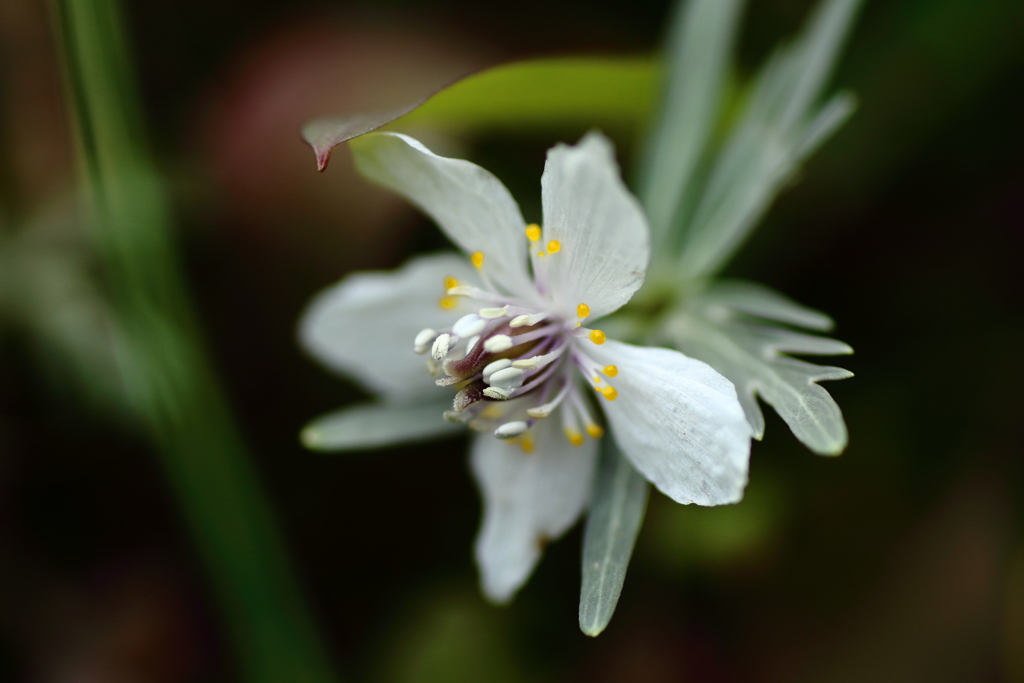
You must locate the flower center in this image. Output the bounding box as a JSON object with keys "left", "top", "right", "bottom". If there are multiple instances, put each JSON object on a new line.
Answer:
{"left": 412, "top": 225, "right": 620, "bottom": 450}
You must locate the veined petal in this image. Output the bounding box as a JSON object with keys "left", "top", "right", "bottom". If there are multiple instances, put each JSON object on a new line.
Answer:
{"left": 299, "top": 253, "right": 476, "bottom": 401}
{"left": 588, "top": 340, "right": 751, "bottom": 506}
{"left": 350, "top": 133, "right": 534, "bottom": 296}
{"left": 541, "top": 131, "right": 651, "bottom": 320}
{"left": 301, "top": 399, "right": 461, "bottom": 451}
{"left": 471, "top": 415, "right": 598, "bottom": 603}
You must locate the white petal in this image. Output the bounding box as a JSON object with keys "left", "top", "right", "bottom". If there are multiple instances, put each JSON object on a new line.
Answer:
{"left": 471, "top": 416, "right": 598, "bottom": 603}
{"left": 588, "top": 340, "right": 751, "bottom": 506}
{"left": 541, "top": 131, "right": 651, "bottom": 320}
{"left": 299, "top": 253, "right": 475, "bottom": 401}
{"left": 301, "top": 399, "right": 460, "bottom": 451}
{"left": 350, "top": 132, "right": 534, "bottom": 296}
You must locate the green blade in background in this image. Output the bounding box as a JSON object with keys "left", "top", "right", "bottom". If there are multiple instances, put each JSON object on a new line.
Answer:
{"left": 51, "top": 0, "right": 339, "bottom": 680}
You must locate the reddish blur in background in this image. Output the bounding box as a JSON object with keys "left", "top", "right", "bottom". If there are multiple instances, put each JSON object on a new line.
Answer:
{"left": 1, "top": 0, "right": 1022, "bottom": 681}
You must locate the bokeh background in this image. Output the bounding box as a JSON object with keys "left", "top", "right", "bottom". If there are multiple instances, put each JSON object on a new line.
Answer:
{"left": 1, "top": 0, "right": 1022, "bottom": 680}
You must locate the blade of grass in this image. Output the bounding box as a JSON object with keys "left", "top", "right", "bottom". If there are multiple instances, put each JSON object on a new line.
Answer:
{"left": 50, "top": 0, "right": 339, "bottom": 681}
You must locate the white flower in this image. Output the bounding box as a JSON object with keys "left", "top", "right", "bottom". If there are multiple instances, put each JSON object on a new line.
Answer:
{"left": 300, "top": 130, "right": 751, "bottom": 602}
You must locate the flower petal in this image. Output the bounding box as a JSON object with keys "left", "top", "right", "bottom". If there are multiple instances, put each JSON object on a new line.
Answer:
{"left": 588, "top": 340, "right": 751, "bottom": 506}
{"left": 301, "top": 399, "right": 461, "bottom": 452}
{"left": 299, "top": 252, "right": 476, "bottom": 401}
{"left": 541, "top": 131, "right": 651, "bottom": 320}
{"left": 350, "top": 132, "right": 533, "bottom": 296}
{"left": 471, "top": 415, "right": 598, "bottom": 603}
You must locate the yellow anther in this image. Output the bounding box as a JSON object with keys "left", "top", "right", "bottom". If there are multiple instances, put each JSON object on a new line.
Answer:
{"left": 521, "top": 435, "right": 535, "bottom": 453}
{"left": 439, "top": 296, "right": 457, "bottom": 309}
{"left": 604, "top": 365, "right": 618, "bottom": 378}
{"left": 565, "top": 429, "right": 584, "bottom": 447}
{"left": 601, "top": 386, "right": 618, "bottom": 401}
{"left": 589, "top": 329, "right": 607, "bottom": 345}
{"left": 547, "top": 240, "right": 561, "bottom": 254}
{"left": 593, "top": 376, "right": 601, "bottom": 384}
{"left": 525, "top": 224, "right": 542, "bottom": 241}
{"left": 586, "top": 424, "right": 604, "bottom": 439}
{"left": 471, "top": 252, "right": 485, "bottom": 268}
{"left": 538, "top": 251, "right": 546, "bottom": 257}
{"left": 444, "top": 276, "right": 459, "bottom": 290}
{"left": 577, "top": 303, "right": 590, "bottom": 319}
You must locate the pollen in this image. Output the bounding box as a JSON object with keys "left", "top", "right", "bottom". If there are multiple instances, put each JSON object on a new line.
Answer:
{"left": 547, "top": 240, "right": 561, "bottom": 254}
{"left": 604, "top": 365, "right": 618, "bottom": 377}
{"left": 577, "top": 303, "right": 590, "bottom": 318}
{"left": 439, "top": 296, "right": 457, "bottom": 309}
{"left": 538, "top": 251, "right": 546, "bottom": 257}
{"left": 601, "top": 386, "right": 618, "bottom": 401}
{"left": 525, "top": 224, "right": 542, "bottom": 241}
{"left": 585, "top": 424, "right": 604, "bottom": 439}
{"left": 593, "top": 376, "right": 601, "bottom": 384}
{"left": 521, "top": 435, "right": 535, "bottom": 453}
{"left": 565, "top": 429, "right": 584, "bottom": 447}
{"left": 444, "top": 276, "right": 459, "bottom": 290}
{"left": 589, "top": 329, "right": 607, "bottom": 345}
{"left": 471, "top": 251, "right": 484, "bottom": 268}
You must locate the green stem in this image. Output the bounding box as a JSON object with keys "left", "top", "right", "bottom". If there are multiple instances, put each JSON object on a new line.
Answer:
{"left": 50, "top": 0, "right": 339, "bottom": 681}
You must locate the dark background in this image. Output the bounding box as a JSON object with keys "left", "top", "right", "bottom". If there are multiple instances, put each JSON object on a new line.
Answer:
{"left": 0, "top": 0, "right": 1022, "bottom": 680}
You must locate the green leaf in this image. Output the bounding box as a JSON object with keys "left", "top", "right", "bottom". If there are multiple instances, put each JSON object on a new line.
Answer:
{"left": 579, "top": 439, "right": 649, "bottom": 637}
{"left": 660, "top": 281, "right": 853, "bottom": 455}
{"left": 302, "top": 57, "right": 658, "bottom": 171}
{"left": 637, "top": 0, "right": 744, "bottom": 246}
{"left": 302, "top": 400, "right": 462, "bottom": 451}
{"left": 677, "top": 0, "right": 862, "bottom": 280}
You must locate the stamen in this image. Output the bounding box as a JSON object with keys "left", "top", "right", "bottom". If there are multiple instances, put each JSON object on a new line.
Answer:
{"left": 512, "top": 344, "right": 566, "bottom": 370}
{"left": 586, "top": 424, "right": 604, "bottom": 438}
{"left": 525, "top": 224, "right": 542, "bottom": 241}
{"left": 450, "top": 314, "right": 484, "bottom": 338}
{"left": 547, "top": 240, "right": 561, "bottom": 254}
{"left": 431, "top": 333, "right": 452, "bottom": 360}
{"left": 483, "top": 387, "right": 511, "bottom": 400}
{"left": 482, "top": 359, "right": 512, "bottom": 383}
{"left": 510, "top": 312, "right": 550, "bottom": 328}
{"left": 479, "top": 305, "right": 509, "bottom": 319}
{"left": 444, "top": 276, "right": 460, "bottom": 290}
{"left": 471, "top": 252, "right": 485, "bottom": 269}
{"left": 589, "top": 330, "right": 607, "bottom": 345}
{"left": 483, "top": 335, "right": 513, "bottom": 353}
{"left": 604, "top": 365, "right": 618, "bottom": 377}
{"left": 439, "top": 296, "right": 457, "bottom": 310}
{"left": 488, "top": 366, "right": 525, "bottom": 389}
{"left": 526, "top": 380, "right": 571, "bottom": 418}
{"left": 520, "top": 434, "right": 535, "bottom": 453}
{"left": 495, "top": 421, "right": 529, "bottom": 439}
{"left": 577, "top": 303, "right": 590, "bottom": 319}
{"left": 564, "top": 429, "right": 584, "bottom": 447}
{"left": 601, "top": 386, "right": 618, "bottom": 401}
{"left": 414, "top": 328, "right": 437, "bottom": 354}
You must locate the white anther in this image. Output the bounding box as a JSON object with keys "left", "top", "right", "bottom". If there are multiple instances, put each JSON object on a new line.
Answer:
{"left": 526, "top": 405, "right": 551, "bottom": 419}
{"left": 494, "top": 421, "right": 529, "bottom": 439}
{"left": 479, "top": 305, "right": 509, "bottom": 319}
{"left": 511, "top": 345, "right": 564, "bottom": 370}
{"left": 443, "top": 410, "right": 471, "bottom": 423}
{"left": 483, "top": 387, "right": 510, "bottom": 400}
{"left": 414, "top": 328, "right": 437, "bottom": 354}
{"left": 482, "top": 359, "right": 512, "bottom": 382}
{"left": 488, "top": 367, "right": 525, "bottom": 389}
{"left": 431, "top": 333, "right": 451, "bottom": 361}
{"left": 447, "top": 285, "right": 473, "bottom": 297}
{"left": 509, "top": 312, "right": 549, "bottom": 328}
{"left": 452, "top": 314, "right": 486, "bottom": 338}
{"left": 483, "top": 335, "right": 513, "bottom": 353}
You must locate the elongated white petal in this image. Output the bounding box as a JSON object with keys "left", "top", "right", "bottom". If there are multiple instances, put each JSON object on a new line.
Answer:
{"left": 588, "top": 340, "right": 751, "bottom": 506}
{"left": 350, "top": 132, "right": 534, "bottom": 296}
{"left": 299, "top": 253, "right": 475, "bottom": 401}
{"left": 471, "top": 417, "right": 598, "bottom": 603}
{"left": 541, "top": 131, "right": 651, "bottom": 320}
{"left": 301, "top": 399, "right": 460, "bottom": 451}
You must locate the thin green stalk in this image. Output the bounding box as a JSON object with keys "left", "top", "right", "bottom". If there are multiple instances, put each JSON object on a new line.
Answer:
{"left": 50, "top": 0, "right": 339, "bottom": 681}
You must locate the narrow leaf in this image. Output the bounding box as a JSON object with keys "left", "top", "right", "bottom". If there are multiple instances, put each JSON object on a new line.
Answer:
{"left": 579, "top": 439, "right": 649, "bottom": 636}
{"left": 302, "top": 57, "right": 657, "bottom": 171}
